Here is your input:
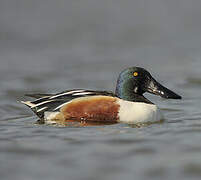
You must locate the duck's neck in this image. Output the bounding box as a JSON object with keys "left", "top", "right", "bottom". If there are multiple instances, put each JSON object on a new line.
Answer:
{"left": 115, "top": 78, "right": 153, "bottom": 104}
{"left": 115, "top": 78, "right": 134, "bottom": 101}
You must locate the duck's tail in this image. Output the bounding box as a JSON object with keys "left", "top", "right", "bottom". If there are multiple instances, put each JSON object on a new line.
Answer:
{"left": 20, "top": 100, "right": 35, "bottom": 108}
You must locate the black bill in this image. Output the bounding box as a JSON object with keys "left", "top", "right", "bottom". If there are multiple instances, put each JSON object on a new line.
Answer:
{"left": 146, "top": 77, "right": 182, "bottom": 99}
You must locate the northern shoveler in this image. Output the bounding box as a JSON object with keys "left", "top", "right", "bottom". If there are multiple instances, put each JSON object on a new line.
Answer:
{"left": 21, "top": 67, "right": 181, "bottom": 124}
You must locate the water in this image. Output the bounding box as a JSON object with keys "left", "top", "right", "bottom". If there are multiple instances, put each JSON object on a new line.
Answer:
{"left": 1, "top": 0, "right": 201, "bottom": 180}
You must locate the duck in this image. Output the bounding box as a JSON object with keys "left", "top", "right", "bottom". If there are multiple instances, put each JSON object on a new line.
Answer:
{"left": 21, "top": 67, "right": 181, "bottom": 124}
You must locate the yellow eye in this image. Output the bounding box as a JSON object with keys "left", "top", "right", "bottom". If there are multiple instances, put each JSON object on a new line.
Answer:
{"left": 133, "top": 72, "right": 138, "bottom": 77}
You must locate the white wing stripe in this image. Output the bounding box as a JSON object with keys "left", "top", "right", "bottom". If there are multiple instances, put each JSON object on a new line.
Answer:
{"left": 49, "top": 90, "right": 85, "bottom": 99}
{"left": 37, "top": 107, "right": 48, "bottom": 112}
{"left": 53, "top": 101, "right": 71, "bottom": 111}
{"left": 72, "top": 92, "right": 94, "bottom": 96}
{"left": 31, "top": 100, "right": 55, "bottom": 108}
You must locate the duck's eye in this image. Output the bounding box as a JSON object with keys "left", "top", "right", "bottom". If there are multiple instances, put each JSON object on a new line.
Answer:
{"left": 133, "top": 72, "right": 139, "bottom": 77}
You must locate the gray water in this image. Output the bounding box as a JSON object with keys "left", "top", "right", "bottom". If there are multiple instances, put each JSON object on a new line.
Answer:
{"left": 1, "top": 0, "right": 201, "bottom": 180}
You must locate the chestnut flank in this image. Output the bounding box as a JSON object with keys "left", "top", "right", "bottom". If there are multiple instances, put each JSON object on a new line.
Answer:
{"left": 60, "top": 96, "right": 120, "bottom": 122}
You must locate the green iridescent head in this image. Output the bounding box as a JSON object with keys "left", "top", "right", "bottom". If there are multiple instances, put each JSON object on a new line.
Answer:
{"left": 115, "top": 67, "right": 181, "bottom": 102}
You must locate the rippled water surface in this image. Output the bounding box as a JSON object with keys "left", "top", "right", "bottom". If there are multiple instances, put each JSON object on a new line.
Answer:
{"left": 1, "top": 1, "right": 201, "bottom": 180}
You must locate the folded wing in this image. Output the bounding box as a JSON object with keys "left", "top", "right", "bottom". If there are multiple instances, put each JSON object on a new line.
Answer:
{"left": 21, "top": 89, "right": 116, "bottom": 119}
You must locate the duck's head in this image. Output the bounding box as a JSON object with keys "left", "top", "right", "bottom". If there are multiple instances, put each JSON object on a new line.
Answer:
{"left": 115, "top": 67, "right": 182, "bottom": 102}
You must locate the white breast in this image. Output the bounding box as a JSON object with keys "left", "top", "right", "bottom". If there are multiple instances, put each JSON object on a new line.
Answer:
{"left": 117, "top": 99, "right": 162, "bottom": 123}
